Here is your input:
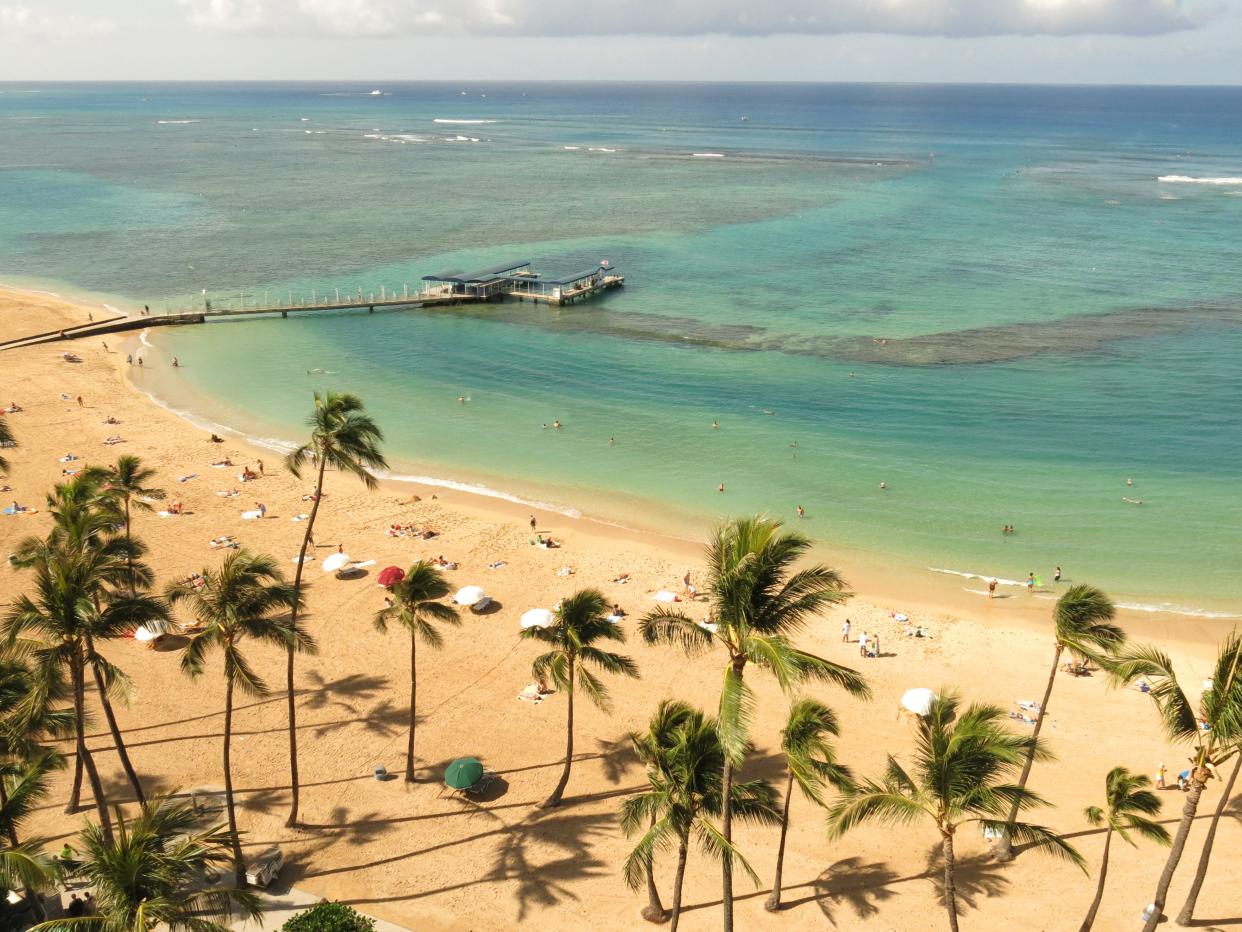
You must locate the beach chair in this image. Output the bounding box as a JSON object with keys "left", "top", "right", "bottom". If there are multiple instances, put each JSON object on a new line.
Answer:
{"left": 463, "top": 770, "right": 497, "bottom": 798}
{"left": 244, "top": 846, "right": 283, "bottom": 888}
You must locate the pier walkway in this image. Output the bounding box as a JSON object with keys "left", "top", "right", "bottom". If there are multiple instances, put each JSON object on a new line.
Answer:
{"left": 0, "top": 260, "right": 624, "bottom": 351}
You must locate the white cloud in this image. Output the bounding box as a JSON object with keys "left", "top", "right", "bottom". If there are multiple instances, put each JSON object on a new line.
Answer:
{"left": 179, "top": 0, "right": 266, "bottom": 32}
{"left": 0, "top": 4, "right": 115, "bottom": 38}
{"left": 175, "top": 0, "right": 1219, "bottom": 38}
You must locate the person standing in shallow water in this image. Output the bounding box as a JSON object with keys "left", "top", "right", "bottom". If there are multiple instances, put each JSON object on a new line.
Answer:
{"left": 1054, "top": 566, "right": 1062, "bottom": 582}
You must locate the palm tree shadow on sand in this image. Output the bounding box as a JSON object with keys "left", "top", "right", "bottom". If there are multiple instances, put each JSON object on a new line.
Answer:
{"left": 808, "top": 856, "right": 901, "bottom": 923}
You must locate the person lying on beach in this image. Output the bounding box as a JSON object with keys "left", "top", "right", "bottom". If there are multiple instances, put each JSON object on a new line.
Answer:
{"left": 209, "top": 433, "right": 224, "bottom": 443}
{"left": 431, "top": 555, "right": 457, "bottom": 570}
{"left": 210, "top": 458, "right": 233, "bottom": 467}
{"left": 210, "top": 536, "right": 239, "bottom": 549}
{"left": 487, "top": 561, "right": 506, "bottom": 570}
{"left": 611, "top": 603, "right": 626, "bottom": 617}
{"left": 177, "top": 473, "right": 197, "bottom": 483}
{"left": 557, "top": 566, "right": 574, "bottom": 577}
{"left": 239, "top": 467, "right": 257, "bottom": 481}
{"left": 59, "top": 453, "right": 78, "bottom": 463}
{"left": 103, "top": 436, "right": 125, "bottom": 445}
{"left": 301, "top": 491, "right": 321, "bottom": 502}
{"left": 5, "top": 403, "right": 21, "bottom": 413}
{"left": 216, "top": 489, "right": 240, "bottom": 497}
{"left": 101, "top": 416, "right": 119, "bottom": 425}
{"left": 62, "top": 468, "right": 80, "bottom": 477}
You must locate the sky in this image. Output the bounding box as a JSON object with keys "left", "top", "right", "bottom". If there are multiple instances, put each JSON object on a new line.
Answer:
{"left": 0, "top": 0, "right": 1239, "bottom": 83}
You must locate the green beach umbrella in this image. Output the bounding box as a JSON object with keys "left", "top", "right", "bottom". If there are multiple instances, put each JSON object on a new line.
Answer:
{"left": 444, "top": 757, "right": 484, "bottom": 790}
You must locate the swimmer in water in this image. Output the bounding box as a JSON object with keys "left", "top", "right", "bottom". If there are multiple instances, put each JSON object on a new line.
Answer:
{"left": 711, "top": 420, "right": 718, "bottom": 429}
{"left": 172, "top": 357, "right": 179, "bottom": 368}
{"left": 458, "top": 396, "right": 465, "bottom": 403}
{"left": 718, "top": 483, "right": 725, "bottom": 493}
{"left": 879, "top": 482, "right": 887, "bottom": 490}
{"left": 552, "top": 420, "right": 561, "bottom": 429}
{"left": 796, "top": 505, "right": 805, "bottom": 518}
{"left": 608, "top": 437, "right": 615, "bottom": 445}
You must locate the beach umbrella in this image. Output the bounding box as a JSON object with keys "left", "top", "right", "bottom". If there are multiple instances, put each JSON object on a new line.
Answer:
{"left": 322, "top": 551, "right": 350, "bottom": 573}
{"left": 133, "top": 626, "right": 158, "bottom": 643}
{"left": 444, "top": 757, "right": 483, "bottom": 790}
{"left": 900, "top": 688, "right": 937, "bottom": 717}
{"left": 377, "top": 565, "right": 405, "bottom": 588}
{"left": 454, "top": 585, "right": 486, "bottom": 607}
{"left": 520, "top": 608, "right": 554, "bottom": 629}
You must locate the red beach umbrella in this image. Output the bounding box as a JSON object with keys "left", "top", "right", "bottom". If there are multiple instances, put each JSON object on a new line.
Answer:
{"left": 377, "top": 565, "right": 405, "bottom": 588}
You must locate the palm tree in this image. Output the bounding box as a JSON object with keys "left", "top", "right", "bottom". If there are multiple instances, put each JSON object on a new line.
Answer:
{"left": 621, "top": 705, "right": 780, "bottom": 932}
{"left": 640, "top": 515, "right": 868, "bottom": 930}
{"left": 523, "top": 589, "right": 638, "bottom": 808}
{"left": 995, "top": 584, "right": 1124, "bottom": 861}
{"left": 766, "top": 698, "right": 852, "bottom": 912}
{"left": 283, "top": 391, "right": 386, "bottom": 827}
{"left": 29, "top": 795, "right": 262, "bottom": 932}
{"left": 373, "top": 561, "right": 458, "bottom": 783}
{"left": 13, "top": 472, "right": 159, "bottom": 806}
{"left": 1109, "top": 633, "right": 1242, "bottom": 932}
{"left": 102, "top": 454, "right": 165, "bottom": 582}
{"left": 1176, "top": 748, "right": 1242, "bottom": 925}
{"left": 628, "top": 699, "right": 698, "bottom": 923}
{"left": 0, "top": 753, "right": 62, "bottom": 921}
{"left": 2, "top": 546, "right": 166, "bottom": 837}
{"left": 1079, "top": 766, "right": 1168, "bottom": 932}
{"left": 828, "top": 692, "right": 1082, "bottom": 932}
{"left": 168, "top": 550, "right": 312, "bottom": 886}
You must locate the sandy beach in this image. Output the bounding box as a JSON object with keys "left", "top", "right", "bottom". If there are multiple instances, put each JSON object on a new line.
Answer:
{"left": 1, "top": 286, "right": 1237, "bottom": 931}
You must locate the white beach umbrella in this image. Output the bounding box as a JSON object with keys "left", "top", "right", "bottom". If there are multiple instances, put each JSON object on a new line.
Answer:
{"left": 520, "top": 608, "right": 554, "bottom": 630}
{"left": 133, "top": 626, "right": 158, "bottom": 643}
{"left": 900, "top": 688, "right": 937, "bottom": 717}
{"left": 454, "top": 585, "right": 487, "bottom": 607}
{"left": 653, "top": 590, "right": 679, "bottom": 603}
{"left": 322, "top": 551, "right": 350, "bottom": 573}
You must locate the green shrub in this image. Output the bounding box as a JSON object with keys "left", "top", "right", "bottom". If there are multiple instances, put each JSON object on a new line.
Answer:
{"left": 282, "top": 902, "right": 375, "bottom": 932}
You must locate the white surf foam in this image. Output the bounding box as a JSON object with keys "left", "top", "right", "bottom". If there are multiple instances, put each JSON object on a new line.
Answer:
{"left": 693, "top": 152, "right": 725, "bottom": 158}
{"left": 927, "top": 567, "right": 1026, "bottom": 588}
{"left": 433, "top": 119, "right": 497, "bottom": 125}
{"left": 157, "top": 120, "right": 200, "bottom": 125}
{"left": 1158, "top": 175, "right": 1242, "bottom": 185}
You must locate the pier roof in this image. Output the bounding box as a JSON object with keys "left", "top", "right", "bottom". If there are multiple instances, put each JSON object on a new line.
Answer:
{"left": 542, "top": 267, "right": 614, "bottom": 286}
{"left": 422, "top": 260, "right": 530, "bottom": 284}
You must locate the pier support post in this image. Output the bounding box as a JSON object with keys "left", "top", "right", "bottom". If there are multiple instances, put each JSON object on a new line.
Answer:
{"left": 369, "top": 306, "right": 374, "bottom": 313}
{"left": 281, "top": 310, "right": 288, "bottom": 319}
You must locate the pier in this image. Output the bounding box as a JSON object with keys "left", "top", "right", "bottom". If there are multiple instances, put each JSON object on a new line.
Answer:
{"left": 0, "top": 259, "right": 624, "bottom": 350}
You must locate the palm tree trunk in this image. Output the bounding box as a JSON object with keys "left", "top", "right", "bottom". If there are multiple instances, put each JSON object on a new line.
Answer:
{"left": 68, "top": 750, "right": 83, "bottom": 814}
{"left": 997, "top": 645, "right": 1062, "bottom": 861}
{"left": 1142, "top": 774, "right": 1207, "bottom": 932}
{"left": 71, "top": 653, "right": 112, "bottom": 841}
{"left": 223, "top": 676, "right": 246, "bottom": 888}
{"left": 765, "top": 772, "right": 794, "bottom": 912}
{"left": 87, "top": 636, "right": 145, "bottom": 804}
{"left": 543, "top": 660, "right": 575, "bottom": 808}
{"left": 405, "top": 634, "right": 417, "bottom": 783}
{"left": 284, "top": 452, "right": 327, "bottom": 827}
{"left": 1079, "top": 826, "right": 1113, "bottom": 932}
{"left": 720, "top": 660, "right": 744, "bottom": 932}
{"left": 1175, "top": 754, "right": 1241, "bottom": 926}
{"left": 942, "top": 830, "right": 960, "bottom": 932}
{"left": 641, "top": 811, "right": 668, "bottom": 923}
{"left": 669, "top": 833, "right": 690, "bottom": 932}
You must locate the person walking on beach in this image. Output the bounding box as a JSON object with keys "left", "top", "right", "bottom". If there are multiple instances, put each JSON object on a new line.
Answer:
{"left": 841, "top": 618, "right": 851, "bottom": 642}
{"left": 1155, "top": 763, "right": 1166, "bottom": 789}
{"left": 988, "top": 578, "right": 998, "bottom": 598}
{"left": 529, "top": 514, "right": 537, "bottom": 533}
{"left": 871, "top": 634, "right": 881, "bottom": 658}
{"left": 76, "top": 395, "right": 83, "bottom": 408}
{"left": 1054, "top": 566, "right": 1062, "bottom": 582}
{"left": 858, "top": 631, "right": 868, "bottom": 658}
{"left": 257, "top": 458, "right": 264, "bottom": 475}
{"left": 1026, "top": 573, "right": 1036, "bottom": 592}
{"left": 255, "top": 502, "right": 266, "bottom": 518}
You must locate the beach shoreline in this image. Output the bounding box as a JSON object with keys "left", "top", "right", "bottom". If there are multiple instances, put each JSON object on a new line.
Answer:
{"left": 2, "top": 283, "right": 1238, "bottom": 931}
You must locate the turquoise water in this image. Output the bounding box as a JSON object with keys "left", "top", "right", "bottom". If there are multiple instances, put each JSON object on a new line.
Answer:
{"left": 3, "top": 83, "right": 1241, "bottom": 612}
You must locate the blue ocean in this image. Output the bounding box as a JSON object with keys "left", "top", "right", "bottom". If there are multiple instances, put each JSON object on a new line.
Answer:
{"left": 2, "top": 82, "right": 1240, "bottom": 612}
